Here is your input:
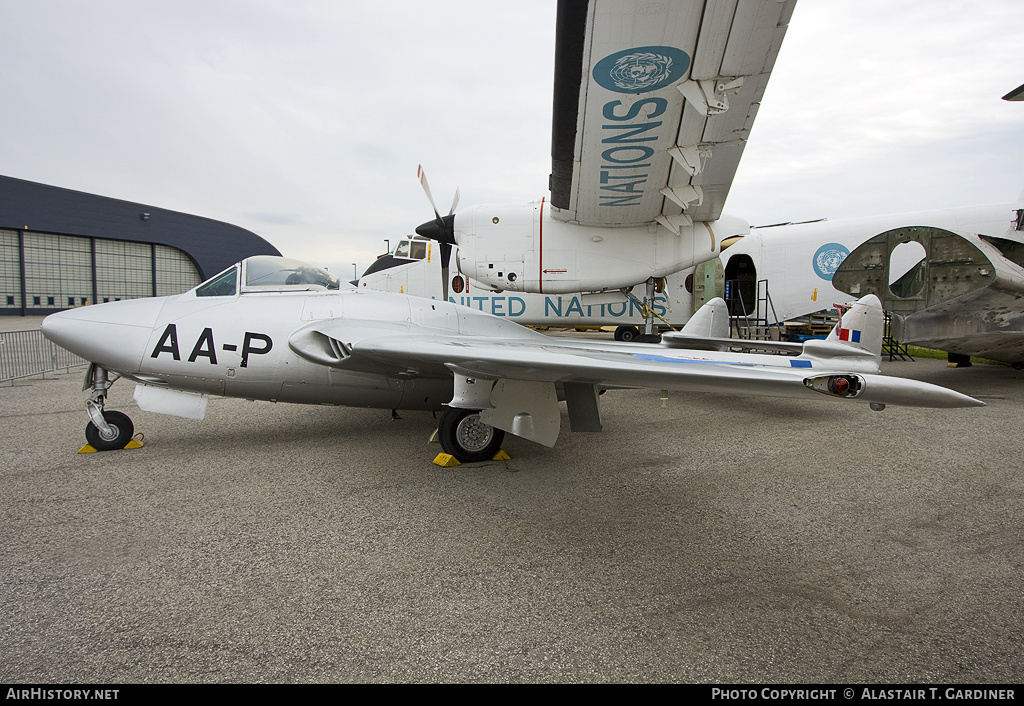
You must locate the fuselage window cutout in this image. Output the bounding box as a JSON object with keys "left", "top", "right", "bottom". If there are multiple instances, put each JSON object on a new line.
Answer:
{"left": 196, "top": 266, "right": 238, "bottom": 297}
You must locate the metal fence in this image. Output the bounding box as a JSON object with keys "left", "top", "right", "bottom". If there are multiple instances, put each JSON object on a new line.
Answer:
{"left": 0, "top": 329, "right": 88, "bottom": 384}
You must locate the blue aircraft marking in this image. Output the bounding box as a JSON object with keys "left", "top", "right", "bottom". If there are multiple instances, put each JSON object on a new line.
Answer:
{"left": 632, "top": 353, "right": 762, "bottom": 367}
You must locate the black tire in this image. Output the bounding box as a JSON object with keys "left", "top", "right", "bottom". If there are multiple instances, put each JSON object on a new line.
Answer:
{"left": 616, "top": 325, "right": 639, "bottom": 343}
{"left": 85, "top": 410, "right": 134, "bottom": 451}
{"left": 437, "top": 408, "right": 505, "bottom": 463}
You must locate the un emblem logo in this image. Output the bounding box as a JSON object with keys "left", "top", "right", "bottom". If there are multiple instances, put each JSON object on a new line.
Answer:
{"left": 593, "top": 45, "right": 690, "bottom": 94}
{"left": 812, "top": 243, "right": 850, "bottom": 281}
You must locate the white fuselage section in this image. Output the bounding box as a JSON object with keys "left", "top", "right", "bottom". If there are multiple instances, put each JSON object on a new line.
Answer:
{"left": 42, "top": 288, "right": 460, "bottom": 411}
{"left": 721, "top": 202, "right": 1024, "bottom": 322}
{"left": 452, "top": 200, "right": 746, "bottom": 294}
{"left": 359, "top": 238, "right": 701, "bottom": 327}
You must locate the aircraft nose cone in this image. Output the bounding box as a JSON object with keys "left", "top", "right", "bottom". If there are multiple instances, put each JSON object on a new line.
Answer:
{"left": 42, "top": 298, "right": 164, "bottom": 373}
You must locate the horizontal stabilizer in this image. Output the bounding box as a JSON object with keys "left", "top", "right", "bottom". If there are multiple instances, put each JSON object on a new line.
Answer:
{"left": 664, "top": 297, "right": 802, "bottom": 353}
{"left": 662, "top": 334, "right": 803, "bottom": 355}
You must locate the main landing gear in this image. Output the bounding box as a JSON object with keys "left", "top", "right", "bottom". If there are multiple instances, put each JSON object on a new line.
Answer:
{"left": 437, "top": 407, "right": 505, "bottom": 463}
{"left": 82, "top": 365, "right": 136, "bottom": 451}
{"left": 615, "top": 277, "right": 666, "bottom": 344}
{"left": 613, "top": 325, "right": 640, "bottom": 342}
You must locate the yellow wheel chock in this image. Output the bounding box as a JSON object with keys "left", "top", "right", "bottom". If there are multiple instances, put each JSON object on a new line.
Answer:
{"left": 78, "top": 433, "right": 145, "bottom": 454}
{"left": 432, "top": 449, "right": 511, "bottom": 467}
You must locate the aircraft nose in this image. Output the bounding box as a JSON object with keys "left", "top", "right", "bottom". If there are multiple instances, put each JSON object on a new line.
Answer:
{"left": 42, "top": 298, "right": 164, "bottom": 372}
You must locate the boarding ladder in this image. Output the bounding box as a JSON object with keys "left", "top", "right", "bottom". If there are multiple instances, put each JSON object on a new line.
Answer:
{"left": 882, "top": 312, "right": 914, "bottom": 361}
{"left": 725, "top": 278, "right": 779, "bottom": 341}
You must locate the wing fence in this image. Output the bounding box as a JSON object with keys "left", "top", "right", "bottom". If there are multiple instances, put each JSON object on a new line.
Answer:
{"left": 0, "top": 329, "right": 88, "bottom": 384}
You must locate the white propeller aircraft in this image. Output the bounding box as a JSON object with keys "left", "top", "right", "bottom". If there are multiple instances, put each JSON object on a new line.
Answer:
{"left": 42, "top": 255, "right": 981, "bottom": 461}
{"left": 411, "top": 0, "right": 795, "bottom": 298}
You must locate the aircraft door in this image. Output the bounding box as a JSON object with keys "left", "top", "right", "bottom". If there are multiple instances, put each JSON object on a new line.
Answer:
{"left": 724, "top": 254, "right": 757, "bottom": 316}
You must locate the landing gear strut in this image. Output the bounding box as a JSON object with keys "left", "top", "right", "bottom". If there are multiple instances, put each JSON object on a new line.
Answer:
{"left": 83, "top": 365, "right": 135, "bottom": 451}
{"left": 437, "top": 407, "right": 505, "bottom": 463}
{"left": 619, "top": 277, "right": 664, "bottom": 343}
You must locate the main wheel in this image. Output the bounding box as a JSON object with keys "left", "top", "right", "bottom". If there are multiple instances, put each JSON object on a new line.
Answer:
{"left": 85, "top": 410, "right": 134, "bottom": 451}
{"left": 615, "top": 325, "right": 639, "bottom": 342}
{"left": 437, "top": 408, "right": 505, "bottom": 463}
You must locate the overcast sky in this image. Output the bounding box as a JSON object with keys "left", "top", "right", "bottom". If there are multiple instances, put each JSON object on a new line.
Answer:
{"left": 2, "top": 1, "right": 1022, "bottom": 278}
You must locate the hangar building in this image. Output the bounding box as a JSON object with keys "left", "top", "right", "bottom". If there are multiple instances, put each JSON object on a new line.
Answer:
{"left": 1, "top": 175, "right": 281, "bottom": 316}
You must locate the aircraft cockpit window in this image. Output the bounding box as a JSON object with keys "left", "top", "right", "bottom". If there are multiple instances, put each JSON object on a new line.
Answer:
{"left": 242, "top": 256, "right": 340, "bottom": 291}
{"left": 195, "top": 266, "right": 238, "bottom": 297}
{"left": 394, "top": 239, "right": 427, "bottom": 260}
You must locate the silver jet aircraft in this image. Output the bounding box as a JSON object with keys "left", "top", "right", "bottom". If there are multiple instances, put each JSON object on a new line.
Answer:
{"left": 42, "top": 256, "right": 981, "bottom": 462}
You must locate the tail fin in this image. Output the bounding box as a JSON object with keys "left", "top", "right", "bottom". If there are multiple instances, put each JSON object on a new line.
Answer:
{"left": 680, "top": 297, "right": 730, "bottom": 339}
{"left": 824, "top": 294, "right": 884, "bottom": 357}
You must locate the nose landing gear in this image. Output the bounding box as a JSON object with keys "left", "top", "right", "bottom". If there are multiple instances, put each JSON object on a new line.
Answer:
{"left": 81, "top": 365, "right": 138, "bottom": 452}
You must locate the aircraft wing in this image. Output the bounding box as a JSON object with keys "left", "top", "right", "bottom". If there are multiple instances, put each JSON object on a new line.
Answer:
{"left": 549, "top": 0, "right": 796, "bottom": 228}
{"left": 358, "top": 335, "right": 803, "bottom": 394}
{"left": 342, "top": 334, "right": 980, "bottom": 410}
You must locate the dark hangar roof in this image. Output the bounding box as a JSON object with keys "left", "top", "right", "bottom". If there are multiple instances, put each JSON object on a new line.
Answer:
{"left": 0, "top": 175, "right": 281, "bottom": 279}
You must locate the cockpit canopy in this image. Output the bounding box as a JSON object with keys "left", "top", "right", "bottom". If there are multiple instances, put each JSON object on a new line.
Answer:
{"left": 195, "top": 256, "right": 343, "bottom": 297}
{"left": 243, "top": 256, "right": 340, "bottom": 290}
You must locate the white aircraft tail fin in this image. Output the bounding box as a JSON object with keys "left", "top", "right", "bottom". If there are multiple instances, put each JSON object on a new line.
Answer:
{"left": 823, "top": 294, "right": 884, "bottom": 358}
{"left": 680, "top": 297, "right": 730, "bottom": 339}
{"left": 665, "top": 297, "right": 804, "bottom": 353}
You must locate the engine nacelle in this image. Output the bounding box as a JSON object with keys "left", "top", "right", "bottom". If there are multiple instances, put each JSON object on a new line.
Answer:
{"left": 452, "top": 201, "right": 748, "bottom": 294}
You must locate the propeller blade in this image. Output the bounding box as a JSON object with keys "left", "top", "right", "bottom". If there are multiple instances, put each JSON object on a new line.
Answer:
{"left": 416, "top": 165, "right": 460, "bottom": 300}
{"left": 417, "top": 164, "right": 442, "bottom": 220}
{"left": 415, "top": 165, "right": 459, "bottom": 245}
{"left": 448, "top": 187, "right": 460, "bottom": 217}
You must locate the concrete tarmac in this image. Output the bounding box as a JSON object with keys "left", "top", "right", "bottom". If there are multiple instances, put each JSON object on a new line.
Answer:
{"left": 1, "top": 349, "right": 1022, "bottom": 683}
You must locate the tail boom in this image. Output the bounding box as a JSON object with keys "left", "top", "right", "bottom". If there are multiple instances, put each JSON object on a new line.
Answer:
{"left": 804, "top": 372, "right": 984, "bottom": 408}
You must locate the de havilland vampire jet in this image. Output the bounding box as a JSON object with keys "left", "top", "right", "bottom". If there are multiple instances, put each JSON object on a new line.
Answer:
{"left": 42, "top": 255, "right": 981, "bottom": 462}
{"left": 36, "top": 1, "right": 984, "bottom": 459}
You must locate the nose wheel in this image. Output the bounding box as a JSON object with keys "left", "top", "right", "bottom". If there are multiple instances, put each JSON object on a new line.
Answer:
{"left": 85, "top": 410, "right": 135, "bottom": 451}
{"left": 437, "top": 407, "right": 505, "bottom": 463}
